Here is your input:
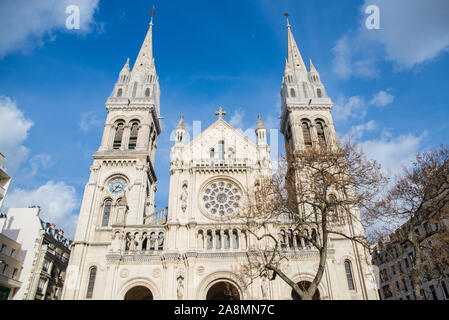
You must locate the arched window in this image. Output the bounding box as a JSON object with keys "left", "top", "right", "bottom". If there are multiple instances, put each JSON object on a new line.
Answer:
{"left": 280, "top": 230, "right": 287, "bottom": 249}
{"left": 102, "top": 200, "right": 112, "bottom": 227}
{"left": 232, "top": 230, "right": 239, "bottom": 249}
{"left": 290, "top": 88, "right": 296, "bottom": 98}
{"left": 228, "top": 148, "right": 234, "bottom": 159}
{"left": 216, "top": 231, "right": 221, "bottom": 249}
{"left": 113, "top": 122, "right": 124, "bottom": 149}
{"left": 145, "top": 88, "right": 150, "bottom": 97}
{"left": 345, "top": 260, "right": 355, "bottom": 290}
{"left": 207, "top": 231, "right": 213, "bottom": 250}
{"left": 128, "top": 122, "right": 139, "bottom": 150}
{"left": 317, "top": 88, "right": 322, "bottom": 98}
{"left": 302, "top": 121, "right": 313, "bottom": 147}
{"left": 158, "top": 232, "right": 164, "bottom": 251}
{"left": 224, "top": 231, "right": 230, "bottom": 249}
{"left": 117, "top": 88, "right": 123, "bottom": 97}
{"left": 218, "top": 141, "right": 225, "bottom": 159}
{"left": 316, "top": 121, "right": 326, "bottom": 146}
{"left": 86, "top": 267, "right": 97, "bottom": 298}
{"left": 132, "top": 82, "right": 138, "bottom": 97}
{"left": 142, "top": 233, "right": 147, "bottom": 251}
{"left": 329, "top": 195, "right": 338, "bottom": 222}
{"left": 288, "top": 229, "right": 294, "bottom": 248}
{"left": 210, "top": 148, "right": 215, "bottom": 159}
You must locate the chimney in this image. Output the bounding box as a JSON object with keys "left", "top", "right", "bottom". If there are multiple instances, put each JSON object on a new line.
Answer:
{"left": 0, "top": 153, "right": 4, "bottom": 166}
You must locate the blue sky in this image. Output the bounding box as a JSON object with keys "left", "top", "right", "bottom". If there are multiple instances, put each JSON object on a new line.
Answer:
{"left": 0, "top": 0, "right": 448, "bottom": 237}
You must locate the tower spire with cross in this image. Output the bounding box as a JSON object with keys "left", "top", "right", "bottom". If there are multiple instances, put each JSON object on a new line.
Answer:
{"left": 215, "top": 107, "right": 227, "bottom": 119}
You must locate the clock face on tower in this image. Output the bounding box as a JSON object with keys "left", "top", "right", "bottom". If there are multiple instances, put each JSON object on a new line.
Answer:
{"left": 108, "top": 178, "right": 126, "bottom": 196}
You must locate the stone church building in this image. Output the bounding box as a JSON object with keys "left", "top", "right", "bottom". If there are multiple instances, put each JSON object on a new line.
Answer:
{"left": 61, "top": 16, "right": 379, "bottom": 300}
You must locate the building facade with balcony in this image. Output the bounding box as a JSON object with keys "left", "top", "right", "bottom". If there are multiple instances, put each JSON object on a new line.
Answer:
{"left": 1, "top": 207, "right": 72, "bottom": 300}
{"left": 372, "top": 214, "right": 449, "bottom": 300}
{"left": 0, "top": 232, "right": 24, "bottom": 300}
{"left": 62, "top": 15, "right": 379, "bottom": 300}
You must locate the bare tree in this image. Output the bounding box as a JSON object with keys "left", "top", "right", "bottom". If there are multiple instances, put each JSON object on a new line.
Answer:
{"left": 235, "top": 139, "right": 387, "bottom": 300}
{"left": 371, "top": 145, "right": 449, "bottom": 300}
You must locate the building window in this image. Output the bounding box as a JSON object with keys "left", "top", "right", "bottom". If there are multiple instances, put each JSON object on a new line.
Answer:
{"left": 43, "top": 259, "right": 51, "bottom": 273}
{"left": 216, "top": 231, "right": 221, "bottom": 249}
{"left": 10, "top": 248, "right": 15, "bottom": 258}
{"left": 117, "top": 88, "right": 123, "bottom": 97}
{"left": 86, "top": 267, "right": 97, "bottom": 299}
{"left": 315, "top": 121, "right": 326, "bottom": 146}
{"left": 224, "top": 231, "right": 230, "bottom": 249}
{"left": 12, "top": 268, "right": 18, "bottom": 280}
{"left": 0, "top": 244, "right": 6, "bottom": 253}
{"left": 207, "top": 231, "right": 213, "bottom": 250}
{"left": 228, "top": 148, "right": 234, "bottom": 159}
{"left": 102, "top": 200, "right": 112, "bottom": 227}
{"left": 2, "top": 264, "right": 8, "bottom": 275}
{"left": 290, "top": 88, "right": 296, "bottom": 98}
{"left": 302, "top": 121, "right": 313, "bottom": 147}
{"left": 113, "top": 123, "right": 124, "bottom": 149}
{"left": 128, "top": 122, "right": 139, "bottom": 150}
{"left": 232, "top": 230, "right": 239, "bottom": 249}
{"left": 145, "top": 88, "right": 150, "bottom": 97}
{"left": 37, "top": 278, "right": 46, "bottom": 294}
{"left": 210, "top": 148, "right": 215, "bottom": 159}
{"left": 218, "top": 141, "right": 225, "bottom": 159}
{"left": 345, "top": 260, "right": 355, "bottom": 290}
{"left": 317, "top": 88, "right": 322, "bottom": 98}
{"left": 280, "top": 230, "right": 287, "bottom": 249}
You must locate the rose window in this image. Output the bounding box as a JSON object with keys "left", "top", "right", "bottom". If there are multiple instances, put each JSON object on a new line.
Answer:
{"left": 202, "top": 181, "right": 241, "bottom": 216}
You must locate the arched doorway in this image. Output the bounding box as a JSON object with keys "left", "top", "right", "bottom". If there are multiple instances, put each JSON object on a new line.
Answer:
{"left": 124, "top": 286, "right": 153, "bottom": 300}
{"left": 206, "top": 281, "right": 240, "bottom": 300}
{"left": 291, "top": 281, "right": 320, "bottom": 300}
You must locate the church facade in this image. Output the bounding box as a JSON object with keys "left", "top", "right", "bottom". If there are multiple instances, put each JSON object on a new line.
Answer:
{"left": 61, "top": 16, "right": 379, "bottom": 300}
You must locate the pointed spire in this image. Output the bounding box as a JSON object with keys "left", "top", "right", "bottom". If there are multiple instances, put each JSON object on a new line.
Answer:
{"left": 177, "top": 114, "right": 185, "bottom": 130}
{"left": 309, "top": 58, "right": 317, "bottom": 73}
{"left": 132, "top": 12, "right": 156, "bottom": 73}
{"left": 285, "top": 15, "right": 306, "bottom": 72}
{"left": 121, "top": 58, "right": 130, "bottom": 72}
{"left": 256, "top": 114, "right": 265, "bottom": 130}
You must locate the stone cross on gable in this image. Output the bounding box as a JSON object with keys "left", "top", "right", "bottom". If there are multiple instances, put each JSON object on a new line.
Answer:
{"left": 215, "top": 107, "right": 227, "bottom": 119}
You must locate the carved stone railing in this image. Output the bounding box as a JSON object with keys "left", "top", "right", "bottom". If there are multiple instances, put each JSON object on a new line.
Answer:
{"left": 111, "top": 228, "right": 166, "bottom": 253}
{"left": 144, "top": 207, "right": 168, "bottom": 225}
{"left": 191, "top": 158, "right": 249, "bottom": 170}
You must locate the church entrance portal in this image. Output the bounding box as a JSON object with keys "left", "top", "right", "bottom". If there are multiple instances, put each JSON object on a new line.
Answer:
{"left": 124, "top": 286, "right": 154, "bottom": 300}
{"left": 206, "top": 281, "right": 240, "bottom": 300}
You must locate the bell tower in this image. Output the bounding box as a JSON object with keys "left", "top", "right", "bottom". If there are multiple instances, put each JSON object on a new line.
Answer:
{"left": 280, "top": 16, "right": 338, "bottom": 157}
{"left": 62, "top": 14, "right": 162, "bottom": 299}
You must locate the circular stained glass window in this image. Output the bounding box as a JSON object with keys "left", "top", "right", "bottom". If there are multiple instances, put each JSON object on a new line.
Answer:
{"left": 203, "top": 181, "right": 241, "bottom": 216}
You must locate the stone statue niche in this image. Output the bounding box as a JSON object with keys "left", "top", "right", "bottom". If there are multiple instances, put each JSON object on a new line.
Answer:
{"left": 180, "top": 182, "right": 188, "bottom": 213}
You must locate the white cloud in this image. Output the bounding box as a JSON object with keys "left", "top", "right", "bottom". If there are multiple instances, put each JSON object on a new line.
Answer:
{"left": 333, "top": 0, "right": 449, "bottom": 78}
{"left": 79, "top": 111, "right": 103, "bottom": 133}
{"left": 360, "top": 132, "right": 426, "bottom": 177}
{"left": 349, "top": 120, "right": 378, "bottom": 139}
{"left": 229, "top": 109, "right": 245, "bottom": 130}
{"left": 0, "top": 0, "right": 100, "bottom": 58}
{"left": 27, "top": 153, "right": 54, "bottom": 177}
{"left": 0, "top": 95, "right": 34, "bottom": 173}
{"left": 370, "top": 90, "right": 395, "bottom": 107}
{"left": 332, "top": 95, "right": 367, "bottom": 122}
{"left": 4, "top": 181, "right": 79, "bottom": 237}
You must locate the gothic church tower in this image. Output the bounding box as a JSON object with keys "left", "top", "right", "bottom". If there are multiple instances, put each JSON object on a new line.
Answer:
{"left": 62, "top": 16, "right": 162, "bottom": 300}
{"left": 280, "top": 18, "right": 337, "bottom": 155}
